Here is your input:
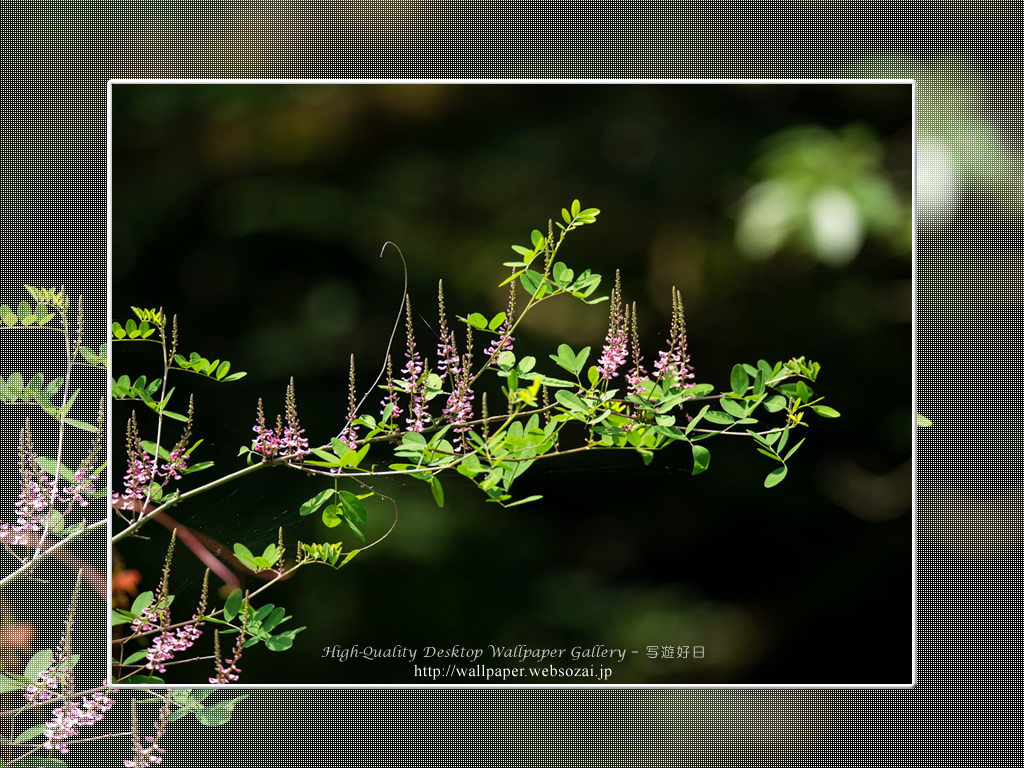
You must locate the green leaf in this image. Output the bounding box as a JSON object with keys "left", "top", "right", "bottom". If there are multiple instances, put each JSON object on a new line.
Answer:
{"left": 338, "top": 490, "right": 367, "bottom": 525}
{"left": 140, "top": 440, "right": 172, "bottom": 461}
{"left": 24, "top": 649, "right": 54, "bottom": 682}
{"left": 691, "top": 444, "right": 711, "bottom": 475}
{"left": 811, "top": 405, "right": 841, "bottom": 418}
{"left": 224, "top": 589, "right": 243, "bottom": 621}
{"left": 329, "top": 437, "right": 349, "bottom": 458}
{"left": 261, "top": 543, "right": 281, "bottom": 566}
{"left": 13, "top": 722, "right": 48, "bottom": 744}
{"left": 720, "top": 397, "right": 747, "bottom": 419}
{"left": 26, "top": 372, "right": 43, "bottom": 394}
{"left": 520, "top": 269, "right": 544, "bottom": 296}
{"left": 129, "top": 591, "right": 155, "bottom": 617}
{"left": 574, "top": 346, "right": 591, "bottom": 374}
{"left": 702, "top": 410, "right": 735, "bottom": 425}
{"left": 402, "top": 431, "right": 427, "bottom": 448}
{"left": 429, "top": 475, "right": 444, "bottom": 508}
{"left": 763, "top": 395, "right": 787, "bottom": 413}
{"left": 555, "top": 390, "right": 587, "bottom": 412}
{"left": 322, "top": 504, "right": 342, "bottom": 528}
{"left": 467, "top": 312, "right": 488, "bottom": 330}
{"left": 730, "top": 364, "right": 749, "bottom": 395}
{"left": 753, "top": 369, "right": 767, "bottom": 396}
{"left": 195, "top": 696, "right": 249, "bottom": 727}
{"left": 685, "top": 404, "right": 710, "bottom": 435}
{"left": 44, "top": 510, "right": 64, "bottom": 535}
{"left": 502, "top": 494, "right": 544, "bottom": 507}
{"left": 796, "top": 381, "right": 813, "bottom": 402}
{"left": 777, "top": 426, "right": 790, "bottom": 454}
{"left": 784, "top": 437, "right": 806, "bottom": 462}
{"left": 457, "top": 453, "right": 483, "bottom": 478}
{"left": 35, "top": 456, "right": 76, "bottom": 483}
{"left": 14, "top": 754, "right": 68, "bottom": 767}
{"left": 233, "top": 543, "right": 257, "bottom": 569}
{"left": 341, "top": 513, "right": 366, "bottom": 543}
{"left": 339, "top": 550, "right": 359, "bottom": 567}
{"left": 552, "top": 261, "right": 574, "bottom": 286}
{"left": 488, "top": 311, "right": 506, "bottom": 331}
{"left": 300, "top": 489, "right": 335, "bottom": 517}
{"left": 764, "top": 466, "right": 788, "bottom": 488}
{"left": 0, "top": 671, "right": 28, "bottom": 695}
{"left": 917, "top": 413, "right": 933, "bottom": 427}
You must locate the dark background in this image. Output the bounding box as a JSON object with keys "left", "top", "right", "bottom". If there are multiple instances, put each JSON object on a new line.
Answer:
{"left": 110, "top": 83, "right": 912, "bottom": 685}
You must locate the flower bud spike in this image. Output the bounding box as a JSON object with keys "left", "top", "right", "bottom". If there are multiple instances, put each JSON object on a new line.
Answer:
{"left": 158, "top": 528, "right": 177, "bottom": 601}
{"left": 437, "top": 279, "right": 450, "bottom": 350}
{"left": 169, "top": 311, "right": 178, "bottom": 363}
{"left": 74, "top": 293, "right": 84, "bottom": 357}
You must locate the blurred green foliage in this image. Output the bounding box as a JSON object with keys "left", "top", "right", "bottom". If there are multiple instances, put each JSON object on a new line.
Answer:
{"left": 851, "top": 53, "right": 1019, "bottom": 220}
{"left": 735, "top": 124, "right": 910, "bottom": 264}
{"left": 112, "top": 83, "right": 912, "bottom": 685}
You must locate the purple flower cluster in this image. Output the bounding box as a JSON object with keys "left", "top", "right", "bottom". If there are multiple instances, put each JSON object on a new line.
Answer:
{"left": 112, "top": 455, "right": 157, "bottom": 506}
{"left": 24, "top": 659, "right": 70, "bottom": 706}
{"left": 251, "top": 378, "right": 310, "bottom": 460}
{"left": 43, "top": 689, "right": 115, "bottom": 755}
{"left": 143, "top": 620, "right": 204, "bottom": 675}
{"left": 2, "top": 423, "right": 104, "bottom": 545}
{"left": 64, "top": 463, "right": 99, "bottom": 507}
{"left": 5, "top": 470, "right": 48, "bottom": 545}
{"left": 437, "top": 283, "right": 475, "bottom": 451}
{"left": 125, "top": 699, "right": 171, "bottom": 768}
{"left": 652, "top": 287, "right": 695, "bottom": 389}
{"left": 593, "top": 283, "right": 694, "bottom": 394}
{"left": 210, "top": 629, "right": 246, "bottom": 684}
{"left": 380, "top": 356, "right": 404, "bottom": 423}
{"left": 484, "top": 282, "right": 516, "bottom": 361}
{"left": 131, "top": 585, "right": 206, "bottom": 675}
{"left": 597, "top": 271, "right": 629, "bottom": 381}
{"left": 435, "top": 281, "right": 460, "bottom": 377}
{"left": 483, "top": 333, "right": 515, "bottom": 359}
{"left": 112, "top": 403, "right": 194, "bottom": 513}
{"left": 443, "top": 349, "right": 475, "bottom": 452}
{"left": 125, "top": 736, "right": 166, "bottom": 768}
{"left": 393, "top": 297, "right": 431, "bottom": 433}
{"left": 24, "top": 654, "right": 115, "bottom": 756}
{"left": 625, "top": 301, "right": 649, "bottom": 396}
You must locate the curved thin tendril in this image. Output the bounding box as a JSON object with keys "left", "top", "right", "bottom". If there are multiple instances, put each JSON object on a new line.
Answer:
{"left": 337, "top": 241, "right": 408, "bottom": 440}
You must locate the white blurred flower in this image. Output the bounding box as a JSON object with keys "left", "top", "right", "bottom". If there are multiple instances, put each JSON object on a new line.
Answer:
{"left": 809, "top": 186, "right": 863, "bottom": 266}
